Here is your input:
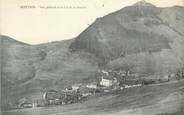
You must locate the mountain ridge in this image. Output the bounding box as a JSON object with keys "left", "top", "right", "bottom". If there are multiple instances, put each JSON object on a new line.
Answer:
{"left": 70, "top": 2, "right": 184, "bottom": 74}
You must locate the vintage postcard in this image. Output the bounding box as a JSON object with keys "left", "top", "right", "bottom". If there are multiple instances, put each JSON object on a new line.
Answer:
{"left": 1, "top": 0, "right": 184, "bottom": 115}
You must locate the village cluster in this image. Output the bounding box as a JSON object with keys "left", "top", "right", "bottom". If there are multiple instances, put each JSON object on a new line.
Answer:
{"left": 17, "top": 68, "right": 184, "bottom": 109}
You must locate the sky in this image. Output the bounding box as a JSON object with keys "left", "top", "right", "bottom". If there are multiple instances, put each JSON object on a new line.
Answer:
{"left": 1, "top": 0, "right": 184, "bottom": 44}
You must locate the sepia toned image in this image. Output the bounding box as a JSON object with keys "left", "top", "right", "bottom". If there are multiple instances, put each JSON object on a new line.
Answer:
{"left": 1, "top": 0, "right": 184, "bottom": 115}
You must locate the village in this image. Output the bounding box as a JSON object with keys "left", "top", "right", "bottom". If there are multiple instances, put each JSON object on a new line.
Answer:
{"left": 16, "top": 68, "right": 184, "bottom": 109}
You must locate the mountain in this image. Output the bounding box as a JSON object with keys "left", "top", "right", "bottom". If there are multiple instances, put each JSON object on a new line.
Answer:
{"left": 1, "top": 1, "right": 184, "bottom": 110}
{"left": 70, "top": 1, "right": 184, "bottom": 76}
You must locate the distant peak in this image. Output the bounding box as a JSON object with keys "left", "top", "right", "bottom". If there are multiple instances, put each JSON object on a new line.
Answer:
{"left": 134, "top": 0, "right": 155, "bottom": 7}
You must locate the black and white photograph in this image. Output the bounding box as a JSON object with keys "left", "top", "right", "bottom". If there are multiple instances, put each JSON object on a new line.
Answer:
{"left": 1, "top": 0, "right": 184, "bottom": 115}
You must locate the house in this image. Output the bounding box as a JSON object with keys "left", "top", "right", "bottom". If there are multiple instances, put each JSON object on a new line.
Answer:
{"left": 63, "top": 86, "right": 74, "bottom": 93}
{"left": 43, "top": 90, "right": 61, "bottom": 105}
{"left": 124, "top": 84, "right": 142, "bottom": 88}
{"left": 101, "top": 69, "right": 109, "bottom": 76}
{"left": 86, "top": 82, "right": 97, "bottom": 89}
{"left": 81, "top": 93, "right": 92, "bottom": 97}
{"left": 100, "top": 77, "right": 113, "bottom": 87}
{"left": 123, "top": 80, "right": 142, "bottom": 89}
{"left": 72, "top": 84, "right": 82, "bottom": 91}
{"left": 78, "top": 86, "right": 93, "bottom": 97}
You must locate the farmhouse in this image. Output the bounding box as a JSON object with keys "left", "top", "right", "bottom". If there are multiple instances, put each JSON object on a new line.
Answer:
{"left": 100, "top": 76, "right": 113, "bottom": 87}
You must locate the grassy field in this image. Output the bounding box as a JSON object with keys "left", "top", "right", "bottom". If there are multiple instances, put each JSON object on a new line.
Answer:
{"left": 2, "top": 80, "right": 184, "bottom": 115}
